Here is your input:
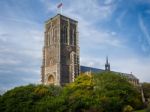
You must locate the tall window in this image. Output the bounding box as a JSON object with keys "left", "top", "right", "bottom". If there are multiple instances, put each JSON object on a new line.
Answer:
{"left": 61, "top": 25, "right": 67, "bottom": 44}
{"left": 52, "top": 28, "right": 55, "bottom": 44}
{"left": 54, "top": 28, "right": 57, "bottom": 43}
{"left": 51, "top": 27, "right": 54, "bottom": 44}
{"left": 50, "top": 29, "right": 52, "bottom": 45}
{"left": 74, "top": 29, "right": 76, "bottom": 46}
{"left": 45, "top": 33, "right": 48, "bottom": 46}
{"left": 70, "top": 28, "right": 74, "bottom": 45}
{"left": 64, "top": 26, "right": 68, "bottom": 43}
{"left": 48, "top": 31, "right": 50, "bottom": 46}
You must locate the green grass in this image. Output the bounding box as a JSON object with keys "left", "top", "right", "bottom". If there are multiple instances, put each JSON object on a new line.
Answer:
{"left": 134, "top": 109, "right": 146, "bottom": 112}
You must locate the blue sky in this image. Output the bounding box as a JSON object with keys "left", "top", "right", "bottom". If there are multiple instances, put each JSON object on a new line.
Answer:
{"left": 0, "top": 0, "right": 150, "bottom": 91}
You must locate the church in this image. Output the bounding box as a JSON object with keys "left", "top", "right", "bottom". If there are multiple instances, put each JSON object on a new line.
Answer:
{"left": 41, "top": 14, "right": 139, "bottom": 86}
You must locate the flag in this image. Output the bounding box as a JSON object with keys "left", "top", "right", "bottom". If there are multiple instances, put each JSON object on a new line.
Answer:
{"left": 57, "top": 3, "right": 62, "bottom": 8}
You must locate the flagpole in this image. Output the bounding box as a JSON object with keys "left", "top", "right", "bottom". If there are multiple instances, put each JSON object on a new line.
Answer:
{"left": 57, "top": 0, "right": 63, "bottom": 14}
{"left": 60, "top": 0, "right": 62, "bottom": 14}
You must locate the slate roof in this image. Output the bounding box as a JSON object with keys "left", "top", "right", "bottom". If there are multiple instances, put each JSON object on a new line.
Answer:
{"left": 80, "top": 66, "right": 104, "bottom": 73}
{"left": 116, "top": 72, "right": 138, "bottom": 80}
{"left": 80, "top": 66, "right": 138, "bottom": 80}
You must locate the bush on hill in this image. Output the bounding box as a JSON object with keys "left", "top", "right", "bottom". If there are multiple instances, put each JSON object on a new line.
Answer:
{"left": 0, "top": 72, "right": 144, "bottom": 112}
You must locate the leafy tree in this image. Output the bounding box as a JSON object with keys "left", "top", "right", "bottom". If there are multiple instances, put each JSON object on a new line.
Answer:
{"left": 142, "top": 83, "right": 150, "bottom": 102}
{"left": 146, "top": 104, "right": 150, "bottom": 112}
{"left": 63, "top": 74, "right": 97, "bottom": 112}
{"left": 0, "top": 84, "right": 63, "bottom": 112}
{"left": 34, "top": 85, "right": 66, "bottom": 112}
{"left": 0, "top": 84, "right": 37, "bottom": 112}
{"left": 94, "top": 72, "right": 143, "bottom": 111}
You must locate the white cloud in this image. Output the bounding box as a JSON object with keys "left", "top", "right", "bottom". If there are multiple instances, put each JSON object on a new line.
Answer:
{"left": 42, "top": 0, "right": 118, "bottom": 21}
{"left": 116, "top": 10, "right": 128, "bottom": 28}
{"left": 139, "top": 15, "right": 150, "bottom": 46}
{"left": 0, "top": 70, "right": 13, "bottom": 73}
{"left": 14, "top": 67, "right": 40, "bottom": 74}
{"left": 40, "top": 0, "right": 57, "bottom": 12}
{"left": 58, "top": 0, "right": 124, "bottom": 48}
{"left": 138, "top": 14, "right": 150, "bottom": 53}
{"left": 0, "top": 2, "right": 43, "bottom": 90}
{"left": 0, "top": 59, "right": 21, "bottom": 65}
{"left": 111, "top": 57, "right": 150, "bottom": 82}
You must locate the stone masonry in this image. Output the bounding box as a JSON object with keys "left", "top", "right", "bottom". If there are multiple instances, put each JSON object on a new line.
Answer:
{"left": 41, "top": 14, "right": 80, "bottom": 86}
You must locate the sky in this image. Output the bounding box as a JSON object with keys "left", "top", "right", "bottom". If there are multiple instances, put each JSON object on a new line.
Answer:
{"left": 0, "top": 0, "right": 150, "bottom": 91}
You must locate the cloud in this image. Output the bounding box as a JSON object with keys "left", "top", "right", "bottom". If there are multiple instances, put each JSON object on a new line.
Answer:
{"left": 0, "top": 1, "right": 44, "bottom": 91}
{"left": 42, "top": 0, "right": 118, "bottom": 21}
{"left": 139, "top": 15, "right": 150, "bottom": 44}
{"left": 53, "top": 0, "right": 124, "bottom": 48}
{"left": 14, "top": 67, "right": 40, "bottom": 74}
{"left": 40, "top": 0, "right": 58, "bottom": 13}
{"left": 0, "top": 72, "right": 40, "bottom": 91}
{"left": 111, "top": 57, "right": 150, "bottom": 82}
{"left": 0, "top": 70, "right": 13, "bottom": 73}
{"left": 116, "top": 10, "right": 128, "bottom": 28}
{"left": 0, "top": 59, "right": 20, "bottom": 65}
{"left": 138, "top": 14, "right": 150, "bottom": 53}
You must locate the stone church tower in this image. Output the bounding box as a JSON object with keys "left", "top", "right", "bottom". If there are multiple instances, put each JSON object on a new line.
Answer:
{"left": 41, "top": 14, "right": 80, "bottom": 86}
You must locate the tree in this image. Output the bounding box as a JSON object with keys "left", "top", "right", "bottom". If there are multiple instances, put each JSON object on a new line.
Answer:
{"left": 142, "top": 83, "right": 150, "bottom": 102}
{"left": 94, "top": 72, "right": 143, "bottom": 111}
{"left": 146, "top": 104, "right": 150, "bottom": 112}
{"left": 0, "top": 84, "right": 63, "bottom": 112}
{"left": 63, "top": 74, "right": 98, "bottom": 112}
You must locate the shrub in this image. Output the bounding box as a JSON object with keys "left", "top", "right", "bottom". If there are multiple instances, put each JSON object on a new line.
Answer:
{"left": 146, "top": 104, "right": 150, "bottom": 112}
{"left": 123, "top": 105, "right": 133, "bottom": 112}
